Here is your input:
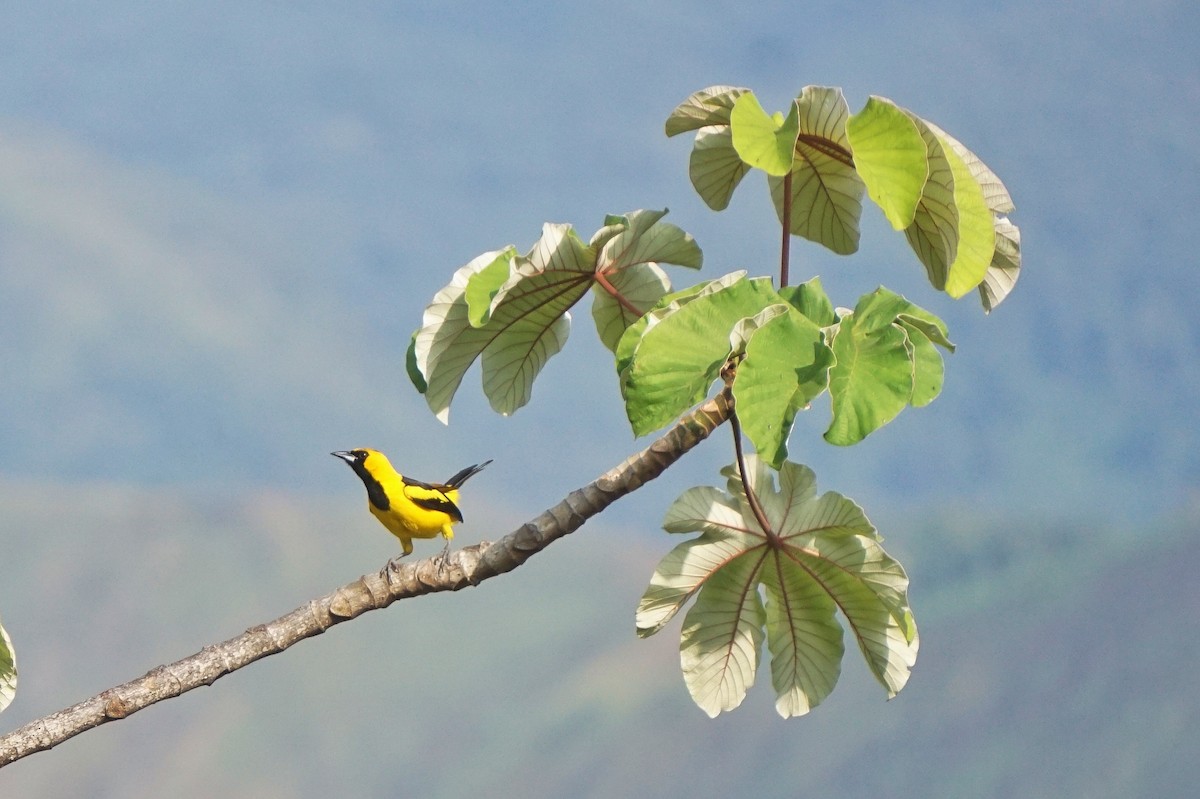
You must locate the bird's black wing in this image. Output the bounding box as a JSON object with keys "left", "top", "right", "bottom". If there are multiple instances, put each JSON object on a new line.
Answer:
{"left": 403, "top": 478, "right": 464, "bottom": 523}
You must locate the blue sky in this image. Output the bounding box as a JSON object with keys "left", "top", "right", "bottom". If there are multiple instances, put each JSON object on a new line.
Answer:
{"left": 1, "top": 3, "right": 1197, "bottom": 530}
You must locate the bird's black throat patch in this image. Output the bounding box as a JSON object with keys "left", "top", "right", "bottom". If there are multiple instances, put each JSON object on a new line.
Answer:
{"left": 349, "top": 461, "right": 390, "bottom": 511}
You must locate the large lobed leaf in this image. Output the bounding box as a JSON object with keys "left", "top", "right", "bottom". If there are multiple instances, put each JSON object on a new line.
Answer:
{"left": 669, "top": 85, "right": 1020, "bottom": 306}
{"left": 0, "top": 613, "right": 15, "bottom": 714}
{"left": 617, "top": 273, "right": 779, "bottom": 436}
{"left": 669, "top": 86, "right": 866, "bottom": 256}
{"left": 637, "top": 457, "right": 918, "bottom": 717}
{"left": 844, "top": 99, "right": 1016, "bottom": 306}
{"left": 824, "top": 287, "right": 954, "bottom": 446}
{"left": 410, "top": 210, "right": 700, "bottom": 421}
{"left": 618, "top": 274, "right": 834, "bottom": 454}
{"left": 730, "top": 304, "right": 833, "bottom": 468}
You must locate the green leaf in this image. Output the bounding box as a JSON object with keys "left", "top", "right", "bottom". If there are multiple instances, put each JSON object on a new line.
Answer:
{"left": 825, "top": 310, "right": 913, "bottom": 446}
{"left": 900, "top": 319, "right": 944, "bottom": 407}
{"left": 730, "top": 92, "right": 800, "bottom": 176}
{"left": 405, "top": 329, "right": 427, "bottom": 395}
{"left": 463, "top": 248, "right": 519, "bottom": 327}
{"left": 731, "top": 306, "right": 832, "bottom": 468}
{"left": 615, "top": 276, "right": 716, "bottom": 380}
{"left": 767, "top": 85, "right": 864, "bottom": 255}
{"left": 824, "top": 288, "right": 953, "bottom": 444}
{"left": 896, "top": 309, "right": 955, "bottom": 353}
{"left": 638, "top": 457, "right": 918, "bottom": 717}
{"left": 619, "top": 273, "right": 782, "bottom": 436}
{"left": 937, "top": 135, "right": 996, "bottom": 298}
{"left": 665, "top": 85, "right": 748, "bottom": 137}
{"left": 846, "top": 96, "right": 928, "bottom": 230}
{"left": 0, "top": 614, "right": 15, "bottom": 714}
{"left": 778, "top": 277, "right": 837, "bottom": 327}
{"left": 689, "top": 126, "right": 752, "bottom": 211}
{"left": 902, "top": 116, "right": 959, "bottom": 291}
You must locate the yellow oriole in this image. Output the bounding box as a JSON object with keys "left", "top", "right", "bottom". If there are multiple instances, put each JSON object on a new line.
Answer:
{"left": 332, "top": 449, "right": 491, "bottom": 567}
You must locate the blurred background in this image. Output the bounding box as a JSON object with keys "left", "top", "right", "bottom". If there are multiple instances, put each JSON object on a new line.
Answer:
{"left": 1, "top": 1, "right": 1197, "bottom": 796}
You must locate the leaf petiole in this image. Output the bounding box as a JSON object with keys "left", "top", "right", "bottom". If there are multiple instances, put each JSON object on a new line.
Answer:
{"left": 723, "top": 362, "right": 776, "bottom": 542}
{"left": 594, "top": 269, "right": 644, "bottom": 317}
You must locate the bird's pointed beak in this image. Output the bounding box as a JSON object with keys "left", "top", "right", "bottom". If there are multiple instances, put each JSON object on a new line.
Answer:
{"left": 331, "top": 450, "right": 355, "bottom": 463}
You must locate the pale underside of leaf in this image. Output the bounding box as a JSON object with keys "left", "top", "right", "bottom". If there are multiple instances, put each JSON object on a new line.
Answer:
{"left": 645, "top": 454, "right": 919, "bottom": 715}
{"left": 0, "top": 614, "right": 15, "bottom": 714}
{"left": 591, "top": 263, "right": 671, "bottom": 352}
{"left": 662, "top": 485, "right": 755, "bottom": 537}
{"left": 786, "top": 538, "right": 918, "bottom": 697}
{"left": 920, "top": 120, "right": 1020, "bottom": 310}
{"left": 637, "top": 523, "right": 758, "bottom": 637}
{"left": 599, "top": 212, "right": 702, "bottom": 274}
{"left": 414, "top": 251, "right": 513, "bottom": 423}
{"left": 761, "top": 558, "right": 843, "bottom": 717}
{"left": 591, "top": 209, "right": 703, "bottom": 351}
{"left": 415, "top": 225, "right": 595, "bottom": 422}
{"left": 481, "top": 312, "right": 572, "bottom": 416}
{"left": 690, "top": 126, "right": 751, "bottom": 211}
{"left": 769, "top": 85, "right": 864, "bottom": 255}
{"left": 922, "top": 120, "right": 1015, "bottom": 214}
{"left": 680, "top": 552, "right": 767, "bottom": 717}
{"left": 665, "top": 85, "right": 748, "bottom": 137}
{"left": 979, "top": 216, "right": 1022, "bottom": 312}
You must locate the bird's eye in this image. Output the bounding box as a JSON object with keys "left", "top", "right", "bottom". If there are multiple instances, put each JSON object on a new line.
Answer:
{"left": 353, "top": 449, "right": 367, "bottom": 459}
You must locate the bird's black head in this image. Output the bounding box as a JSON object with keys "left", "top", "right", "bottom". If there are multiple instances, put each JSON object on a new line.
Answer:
{"left": 331, "top": 449, "right": 369, "bottom": 466}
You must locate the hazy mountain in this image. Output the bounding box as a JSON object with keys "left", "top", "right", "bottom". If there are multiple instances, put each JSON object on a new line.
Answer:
{"left": 0, "top": 480, "right": 1194, "bottom": 797}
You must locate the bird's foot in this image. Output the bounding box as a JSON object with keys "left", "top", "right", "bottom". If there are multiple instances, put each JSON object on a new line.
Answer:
{"left": 385, "top": 552, "right": 412, "bottom": 574}
{"left": 436, "top": 542, "right": 453, "bottom": 576}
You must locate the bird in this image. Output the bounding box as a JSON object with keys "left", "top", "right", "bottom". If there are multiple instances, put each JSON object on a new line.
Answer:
{"left": 331, "top": 448, "right": 492, "bottom": 571}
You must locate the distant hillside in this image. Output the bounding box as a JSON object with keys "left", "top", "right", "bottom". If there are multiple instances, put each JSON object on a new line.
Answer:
{"left": 1, "top": 479, "right": 1195, "bottom": 797}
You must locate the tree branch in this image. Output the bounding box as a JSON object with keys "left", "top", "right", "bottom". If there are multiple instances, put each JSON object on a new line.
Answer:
{"left": 0, "top": 390, "right": 732, "bottom": 768}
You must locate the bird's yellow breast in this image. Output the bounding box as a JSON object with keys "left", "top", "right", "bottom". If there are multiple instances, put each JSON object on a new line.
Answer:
{"left": 368, "top": 471, "right": 460, "bottom": 539}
